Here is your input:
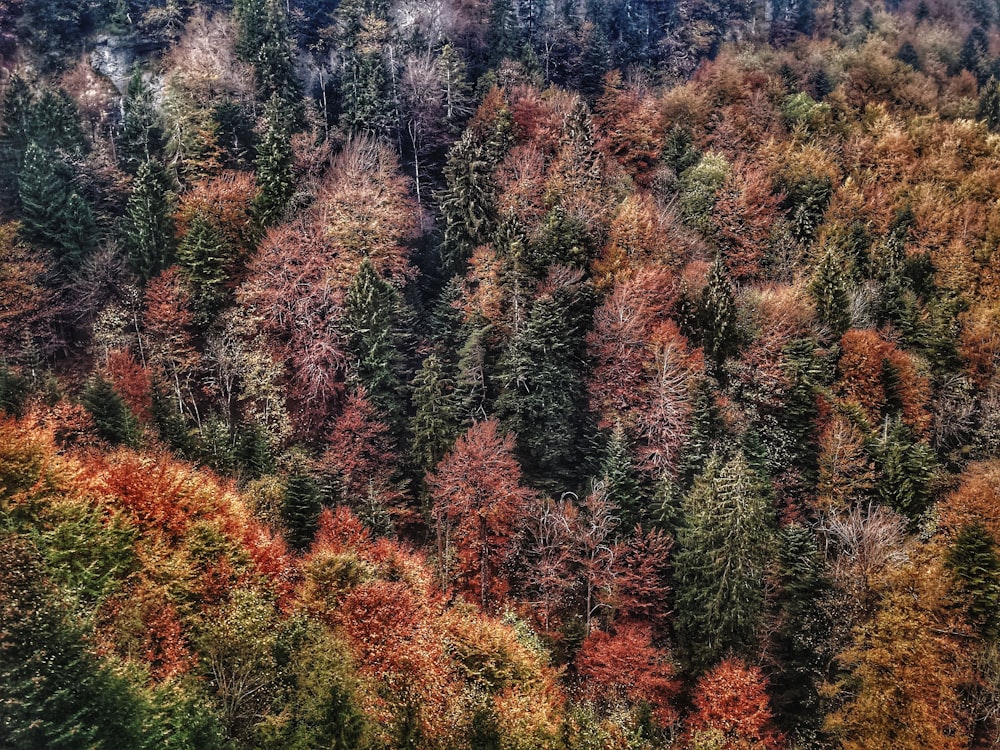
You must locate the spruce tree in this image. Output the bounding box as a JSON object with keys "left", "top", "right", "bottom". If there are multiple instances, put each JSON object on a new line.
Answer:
{"left": 122, "top": 159, "right": 175, "bottom": 281}
{"left": 252, "top": 95, "right": 295, "bottom": 227}
{"left": 119, "top": 69, "right": 165, "bottom": 175}
{"left": 344, "top": 259, "right": 407, "bottom": 426}
{"left": 81, "top": 375, "right": 139, "bottom": 446}
{"left": 947, "top": 524, "right": 1000, "bottom": 638}
{"left": 598, "top": 423, "right": 646, "bottom": 533}
{"left": 495, "top": 279, "right": 594, "bottom": 490}
{"left": 873, "top": 418, "right": 938, "bottom": 522}
{"left": 0, "top": 75, "right": 33, "bottom": 206}
{"left": 699, "top": 256, "right": 738, "bottom": 371}
{"left": 282, "top": 472, "right": 323, "bottom": 551}
{"left": 674, "top": 452, "right": 775, "bottom": 672}
{"left": 177, "top": 213, "right": 232, "bottom": 327}
{"left": 770, "top": 523, "right": 833, "bottom": 744}
{"left": 410, "top": 351, "right": 461, "bottom": 472}
{"left": 809, "top": 249, "right": 851, "bottom": 339}
{"left": 979, "top": 76, "right": 1000, "bottom": 132}
{"left": 18, "top": 141, "right": 96, "bottom": 272}
{"left": 680, "top": 377, "right": 726, "bottom": 487}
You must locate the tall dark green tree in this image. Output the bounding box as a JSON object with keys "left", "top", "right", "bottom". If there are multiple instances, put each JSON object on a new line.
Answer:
{"left": 119, "top": 69, "right": 165, "bottom": 175}
{"left": 809, "top": 249, "right": 851, "bottom": 339}
{"left": 122, "top": 159, "right": 175, "bottom": 281}
{"left": 699, "top": 256, "right": 738, "bottom": 371}
{"left": 436, "top": 100, "right": 514, "bottom": 273}
{"left": 0, "top": 75, "right": 33, "bottom": 206}
{"left": 873, "top": 418, "right": 938, "bottom": 522}
{"left": 947, "top": 524, "right": 1000, "bottom": 638}
{"left": 769, "top": 523, "right": 833, "bottom": 745}
{"left": 495, "top": 276, "right": 595, "bottom": 490}
{"left": 409, "top": 351, "right": 462, "bottom": 473}
{"left": 282, "top": 472, "right": 323, "bottom": 551}
{"left": 598, "top": 422, "right": 646, "bottom": 532}
{"left": 81, "top": 374, "right": 139, "bottom": 446}
{"left": 252, "top": 95, "right": 295, "bottom": 227}
{"left": 674, "top": 452, "right": 775, "bottom": 673}
{"left": 177, "top": 213, "right": 233, "bottom": 327}
{"left": 0, "top": 538, "right": 152, "bottom": 749}
{"left": 979, "top": 76, "right": 1000, "bottom": 132}
{"left": 236, "top": 0, "right": 302, "bottom": 105}
{"left": 343, "top": 259, "right": 407, "bottom": 426}
{"left": 18, "top": 141, "right": 96, "bottom": 272}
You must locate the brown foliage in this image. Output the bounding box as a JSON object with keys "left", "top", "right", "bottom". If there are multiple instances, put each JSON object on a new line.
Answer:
{"left": 685, "top": 658, "right": 784, "bottom": 750}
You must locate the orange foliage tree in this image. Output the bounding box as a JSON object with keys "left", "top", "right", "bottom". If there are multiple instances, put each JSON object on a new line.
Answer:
{"left": 427, "top": 419, "right": 535, "bottom": 612}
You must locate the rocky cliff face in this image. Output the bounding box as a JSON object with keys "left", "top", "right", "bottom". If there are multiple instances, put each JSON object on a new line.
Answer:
{"left": 90, "top": 34, "right": 167, "bottom": 94}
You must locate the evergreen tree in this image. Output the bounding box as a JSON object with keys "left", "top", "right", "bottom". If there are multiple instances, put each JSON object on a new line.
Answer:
{"left": 598, "top": 423, "right": 646, "bottom": 532}
{"left": 699, "top": 256, "right": 738, "bottom": 371}
{"left": 809, "top": 249, "right": 851, "bottom": 339}
{"left": 236, "top": 0, "right": 302, "bottom": 106}
{"left": 947, "top": 524, "right": 1000, "bottom": 638}
{"left": 527, "top": 205, "right": 593, "bottom": 274}
{"left": 0, "top": 538, "right": 153, "bottom": 749}
{"left": 236, "top": 422, "right": 276, "bottom": 480}
{"left": 979, "top": 76, "right": 1000, "bottom": 132}
{"left": 27, "top": 88, "right": 86, "bottom": 155}
{"left": 0, "top": 362, "right": 29, "bottom": 417}
{"left": 680, "top": 377, "right": 726, "bottom": 487}
{"left": 410, "top": 351, "right": 462, "bottom": 473}
{"left": 0, "top": 75, "right": 34, "bottom": 206}
{"left": 18, "top": 141, "right": 96, "bottom": 272}
{"left": 436, "top": 102, "right": 514, "bottom": 273}
{"left": 496, "top": 278, "right": 594, "bottom": 491}
{"left": 486, "top": 0, "right": 521, "bottom": 65}
{"left": 282, "top": 472, "right": 322, "bottom": 551}
{"left": 780, "top": 339, "right": 824, "bottom": 482}
{"left": 675, "top": 452, "right": 775, "bottom": 673}
{"left": 119, "top": 69, "right": 165, "bottom": 175}
{"left": 872, "top": 418, "right": 938, "bottom": 522}
{"left": 454, "top": 323, "right": 493, "bottom": 427}
{"left": 770, "top": 523, "right": 833, "bottom": 745}
{"left": 344, "top": 259, "right": 407, "bottom": 426}
{"left": 177, "top": 213, "right": 232, "bottom": 327}
{"left": 252, "top": 95, "right": 295, "bottom": 227}
{"left": 81, "top": 374, "right": 139, "bottom": 446}
{"left": 122, "top": 159, "right": 175, "bottom": 281}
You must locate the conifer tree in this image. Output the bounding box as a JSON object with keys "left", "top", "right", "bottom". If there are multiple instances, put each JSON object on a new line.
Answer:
{"left": 252, "top": 95, "right": 295, "bottom": 227}
{"left": 979, "top": 76, "right": 1000, "bottom": 132}
{"left": 496, "top": 277, "right": 594, "bottom": 490}
{"left": 122, "top": 159, "right": 175, "bottom": 281}
{"left": 283, "top": 471, "right": 323, "bottom": 551}
{"left": 0, "top": 75, "right": 33, "bottom": 206}
{"left": 680, "top": 377, "right": 726, "bottom": 487}
{"left": 410, "top": 351, "right": 462, "bottom": 472}
{"left": 177, "top": 213, "right": 232, "bottom": 327}
{"left": 343, "top": 259, "right": 406, "bottom": 426}
{"left": 18, "top": 141, "right": 96, "bottom": 272}
{"left": 947, "top": 524, "right": 1000, "bottom": 638}
{"left": 598, "top": 422, "right": 646, "bottom": 532}
{"left": 699, "top": 256, "right": 738, "bottom": 371}
{"left": 810, "top": 249, "right": 851, "bottom": 339}
{"left": 675, "top": 452, "right": 775, "bottom": 672}
{"left": 873, "top": 418, "right": 938, "bottom": 521}
{"left": 770, "top": 523, "right": 833, "bottom": 744}
{"left": 119, "top": 69, "right": 165, "bottom": 175}
{"left": 82, "top": 374, "right": 139, "bottom": 446}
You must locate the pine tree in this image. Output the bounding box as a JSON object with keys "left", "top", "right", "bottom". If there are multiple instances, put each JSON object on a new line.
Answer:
{"left": 343, "top": 259, "right": 406, "bottom": 426}
{"left": 946, "top": 524, "right": 1000, "bottom": 638}
{"left": 979, "top": 76, "right": 1000, "bottom": 132}
{"left": 177, "top": 213, "right": 232, "bottom": 327}
{"left": 680, "top": 377, "right": 726, "bottom": 487}
{"left": 252, "top": 95, "right": 295, "bottom": 227}
{"left": 122, "top": 159, "right": 175, "bottom": 281}
{"left": 410, "top": 351, "right": 462, "bottom": 472}
{"left": 675, "top": 452, "right": 775, "bottom": 673}
{"left": 873, "top": 418, "right": 938, "bottom": 522}
{"left": 455, "top": 323, "right": 493, "bottom": 427}
{"left": 496, "top": 278, "right": 595, "bottom": 490}
{"left": 0, "top": 75, "right": 33, "bottom": 206}
{"left": 598, "top": 423, "right": 646, "bottom": 532}
{"left": 0, "top": 538, "right": 152, "bottom": 749}
{"left": 810, "top": 249, "right": 851, "bottom": 339}
{"left": 18, "top": 141, "right": 96, "bottom": 272}
{"left": 770, "top": 523, "right": 833, "bottom": 745}
{"left": 119, "top": 69, "right": 165, "bottom": 175}
{"left": 82, "top": 374, "right": 139, "bottom": 446}
{"left": 699, "top": 256, "right": 738, "bottom": 371}
{"left": 236, "top": 0, "right": 301, "bottom": 106}
{"left": 283, "top": 472, "right": 323, "bottom": 551}
{"left": 780, "top": 339, "right": 824, "bottom": 481}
